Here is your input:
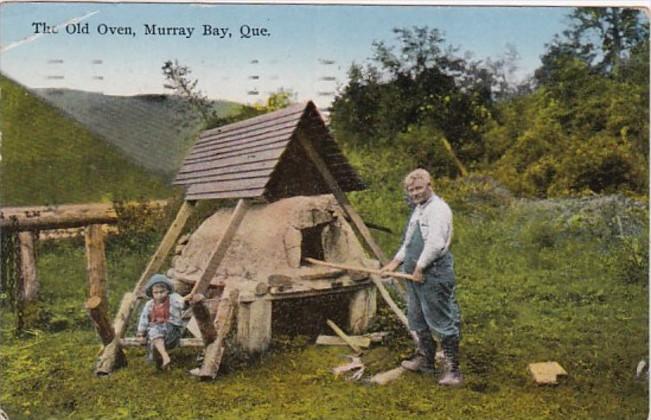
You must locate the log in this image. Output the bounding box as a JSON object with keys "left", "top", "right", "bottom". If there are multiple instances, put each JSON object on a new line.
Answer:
{"left": 96, "top": 201, "right": 195, "bottom": 374}
{"left": 0, "top": 201, "right": 167, "bottom": 230}
{"left": 191, "top": 294, "right": 218, "bottom": 344}
{"left": 199, "top": 288, "right": 239, "bottom": 379}
{"left": 120, "top": 337, "right": 204, "bottom": 347}
{"left": 189, "top": 199, "right": 248, "bottom": 298}
{"left": 326, "top": 319, "right": 361, "bottom": 354}
{"left": 305, "top": 258, "right": 418, "bottom": 282}
{"left": 85, "top": 224, "right": 108, "bottom": 313}
{"left": 95, "top": 292, "right": 133, "bottom": 374}
{"left": 18, "top": 231, "right": 39, "bottom": 302}
{"left": 85, "top": 296, "right": 114, "bottom": 345}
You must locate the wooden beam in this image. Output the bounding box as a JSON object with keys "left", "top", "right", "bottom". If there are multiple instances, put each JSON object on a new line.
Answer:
{"left": 199, "top": 288, "right": 239, "bottom": 379}
{"left": 190, "top": 294, "right": 219, "bottom": 344}
{"left": 188, "top": 199, "right": 248, "bottom": 298}
{"left": 96, "top": 200, "right": 196, "bottom": 375}
{"left": 296, "top": 132, "right": 412, "bottom": 335}
{"left": 304, "top": 258, "right": 419, "bottom": 282}
{"left": 17, "top": 231, "right": 39, "bottom": 302}
{"left": 85, "top": 224, "right": 108, "bottom": 313}
{"left": 326, "top": 319, "right": 361, "bottom": 354}
{"left": 85, "top": 296, "right": 114, "bottom": 345}
{"left": 120, "top": 337, "right": 204, "bottom": 347}
{"left": 296, "top": 131, "right": 387, "bottom": 264}
{"left": 0, "top": 200, "right": 167, "bottom": 230}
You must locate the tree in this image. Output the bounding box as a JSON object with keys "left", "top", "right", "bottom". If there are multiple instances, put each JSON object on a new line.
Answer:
{"left": 330, "top": 26, "right": 498, "bottom": 166}
{"left": 161, "top": 60, "right": 215, "bottom": 124}
{"left": 536, "top": 7, "right": 649, "bottom": 82}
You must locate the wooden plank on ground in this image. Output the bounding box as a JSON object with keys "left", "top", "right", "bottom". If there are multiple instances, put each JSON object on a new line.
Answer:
{"left": 316, "top": 335, "right": 371, "bottom": 348}
{"left": 326, "top": 319, "right": 361, "bottom": 354}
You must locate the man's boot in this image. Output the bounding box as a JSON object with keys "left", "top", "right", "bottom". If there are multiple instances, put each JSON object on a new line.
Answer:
{"left": 401, "top": 331, "right": 436, "bottom": 373}
{"left": 438, "top": 336, "right": 463, "bottom": 386}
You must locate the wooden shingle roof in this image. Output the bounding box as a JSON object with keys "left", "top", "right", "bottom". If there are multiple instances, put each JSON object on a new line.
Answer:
{"left": 174, "top": 101, "right": 366, "bottom": 201}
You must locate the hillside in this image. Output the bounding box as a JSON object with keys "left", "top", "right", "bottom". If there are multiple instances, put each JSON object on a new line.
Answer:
{"left": 0, "top": 75, "right": 173, "bottom": 205}
{"left": 32, "top": 88, "right": 239, "bottom": 175}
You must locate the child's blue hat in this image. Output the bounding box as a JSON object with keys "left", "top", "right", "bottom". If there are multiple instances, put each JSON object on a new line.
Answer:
{"left": 144, "top": 274, "right": 174, "bottom": 298}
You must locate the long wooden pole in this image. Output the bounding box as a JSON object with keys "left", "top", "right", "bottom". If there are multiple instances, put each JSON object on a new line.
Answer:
{"left": 297, "top": 132, "right": 412, "bottom": 334}
{"left": 188, "top": 199, "right": 248, "bottom": 298}
{"left": 17, "top": 231, "right": 39, "bottom": 302}
{"left": 305, "top": 257, "right": 419, "bottom": 282}
{"left": 199, "top": 288, "right": 239, "bottom": 379}
{"left": 96, "top": 200, "right": 195, "bottom": 375}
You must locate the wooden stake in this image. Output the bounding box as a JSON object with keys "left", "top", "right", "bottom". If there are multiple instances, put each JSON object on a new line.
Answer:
{"left": 199, "top": 288, "right": 239, "bottom": 379}
{"left": 326, "top": 319, "right": 361, "bottom": 354}
{"left": 85, "top": 224, "right": 108, "bottom": 310}
{"left": 191, "top": 294, "right": 218, "bottom": 344}
{"left": 18, "top": 231, "right": 39, "bottom": 302}
{"left": 96, "top": 200, "right": 196, "bottom": 375}
{"left": 85, "top": 296, "right": 114, "bottom": 345}
{"left": 120, "top": 337, "right": 204, "bottom": 347}
{"left": 189, "top": 199, "right": 248, "bottom": 298}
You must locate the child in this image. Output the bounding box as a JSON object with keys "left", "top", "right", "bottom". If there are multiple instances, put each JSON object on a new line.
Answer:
{"left": 136, "top": 274, "right": 186, "bottom": 369}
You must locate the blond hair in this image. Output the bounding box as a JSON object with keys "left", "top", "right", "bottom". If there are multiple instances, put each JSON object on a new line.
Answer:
{"left": 403, "top": 168, "right": 431, "bottom": 189}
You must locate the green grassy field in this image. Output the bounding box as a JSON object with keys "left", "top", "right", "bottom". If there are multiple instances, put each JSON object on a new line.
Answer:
{"left": 0, "top": 75, "right": 175, "bottom": 206}
{"left": 0, "top": 184, "right": 647, "bottom": 419}
{"left": 31, "top": 88, "right": 238, "bottom": 175}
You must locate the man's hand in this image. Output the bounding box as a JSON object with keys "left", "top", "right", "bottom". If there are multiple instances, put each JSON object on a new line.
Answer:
{"left": 412, "top": 266, "right": 424, "bottom": 282}
{"left": 380, "top": 259, "right": 402, "bottom": 277}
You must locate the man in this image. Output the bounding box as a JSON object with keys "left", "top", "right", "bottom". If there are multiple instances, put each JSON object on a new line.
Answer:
{"left": 382, "top": 168, "right": 463, "bottom": 386}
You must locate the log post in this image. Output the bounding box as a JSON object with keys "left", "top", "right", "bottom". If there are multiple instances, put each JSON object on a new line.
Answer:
{"left": 85, "top": 296, "right": 114, "bottom": 344}
{"left": 236, "top": 298, "right": 272, "bottom": 353}
{"left": 348, "top": 286, "right": 377, "bottom": 335}
{"left": 190, "top": 294, "right": 218, "bottom": 344}
{"left": 17, "top": 231, "right": 39, "bottom": 302}
{"left": 85, "top": 224, "right": 108, "bottom": 310}
{"left": 96, "top": 200, "right": 196, "bottom": 375}
{"left": 199, "top": 288, "right": 239, "bottom": 379}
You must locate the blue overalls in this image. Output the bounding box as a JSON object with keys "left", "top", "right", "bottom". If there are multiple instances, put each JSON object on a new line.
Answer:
{"left": 402, "top": 223, "right": 461, "bottom": 340}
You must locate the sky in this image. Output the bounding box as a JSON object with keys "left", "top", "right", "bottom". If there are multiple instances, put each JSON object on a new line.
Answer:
{"left": 0, "top": 2, "right": 574, "bottom": 106}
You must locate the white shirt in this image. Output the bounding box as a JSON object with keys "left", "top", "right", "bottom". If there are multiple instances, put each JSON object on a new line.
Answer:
{"left": 394, "top": 194, "right": 453, "bottom": 270}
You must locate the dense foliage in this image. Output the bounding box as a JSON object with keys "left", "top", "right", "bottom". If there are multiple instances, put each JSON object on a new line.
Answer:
{"left": 330, "top": 8, "right": 649, "bottom": 197}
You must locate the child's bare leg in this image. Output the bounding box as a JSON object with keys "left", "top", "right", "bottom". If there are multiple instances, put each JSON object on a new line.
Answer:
{"left": 152, "top": 338, "right": 171, "bottom": 367}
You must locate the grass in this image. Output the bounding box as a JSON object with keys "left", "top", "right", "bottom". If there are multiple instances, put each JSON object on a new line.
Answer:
{"left": 0, "top": 187, "right": 647, "bottom": 419}
{"left": 0, "top": 75, "right": 175, "bottom": 205}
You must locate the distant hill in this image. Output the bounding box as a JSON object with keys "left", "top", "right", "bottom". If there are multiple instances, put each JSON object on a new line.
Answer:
{"left": 32, "top": 88, "right": 239, "bottom": 175}
{"left": 0, "top": 75, "right": 174, "bottom": 206}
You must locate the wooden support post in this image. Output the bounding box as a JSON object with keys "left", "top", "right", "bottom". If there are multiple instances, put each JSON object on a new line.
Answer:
{"left": 189, "top": 199, "right": 249, "bottom": 298}
{"left": 96, "top": 200, "right": 195, "bottom": 375}
{"left": 199, "top": 288, "right": 239, "bottom": 379}
{"left": 190, "top": 294, "right": 219, "bottom": 344}
{"left": 17, "top": 231, "right": 39, "bottom": 302}
{"left": 327, "top": 319, "right": 361, "bottom": 354}
{"left": 236, "top": 298, "right": 272, "bottom": 353}
{"left": 85, "top": 296, "right": 114, "bottom": 344}
{"left": 348, "top": 286, "right": 377, "bottom": 335}
{"left": 297, "top": 132, "right": 412, "bottom": 336}
{"left": 85, "top": 224, "right": 108, "bottom": 312}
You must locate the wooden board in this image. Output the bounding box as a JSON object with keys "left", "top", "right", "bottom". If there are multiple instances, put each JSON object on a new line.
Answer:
{"left": 316, "top": 335, "right": 371, "bottom": 348}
